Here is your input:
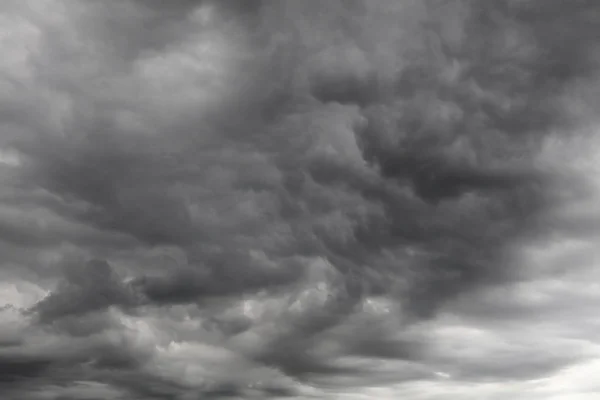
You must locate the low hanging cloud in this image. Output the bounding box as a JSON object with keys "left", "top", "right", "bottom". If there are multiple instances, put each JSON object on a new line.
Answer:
{"left": 1, "top": 0, "right": 600, "bottom": 399}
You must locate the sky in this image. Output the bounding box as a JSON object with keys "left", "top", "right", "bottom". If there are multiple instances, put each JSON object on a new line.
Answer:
{"left": 0, "top": 0, "right": 600, "bottom": 399}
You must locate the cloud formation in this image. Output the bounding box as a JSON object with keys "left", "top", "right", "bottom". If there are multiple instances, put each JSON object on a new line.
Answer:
{"left": 1, "top": 0, "right": 600, "bottom": 398}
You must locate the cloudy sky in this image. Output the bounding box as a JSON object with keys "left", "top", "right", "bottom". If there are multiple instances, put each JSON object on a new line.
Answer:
{"left": 1, "top": 0, "right": 600, "bottom": 399}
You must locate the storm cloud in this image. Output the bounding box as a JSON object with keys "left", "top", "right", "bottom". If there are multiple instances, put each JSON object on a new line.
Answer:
{"left": 1, "top": 0, "right": 600, "bottom": 398}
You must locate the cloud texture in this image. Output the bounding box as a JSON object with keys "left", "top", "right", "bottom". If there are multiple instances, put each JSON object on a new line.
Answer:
{"left": 1, "top": 0, "right": 600, "bottom": 398}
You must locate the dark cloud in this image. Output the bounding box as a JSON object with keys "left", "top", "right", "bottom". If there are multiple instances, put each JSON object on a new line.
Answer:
{"left": 1, "top": 0, "right": 600, "bottom": 398}
{"left": 31, "top": 259, "right": 137, "bottom": 323}
{"left": 0, "top": 357, "right": 52, "bottom": 384}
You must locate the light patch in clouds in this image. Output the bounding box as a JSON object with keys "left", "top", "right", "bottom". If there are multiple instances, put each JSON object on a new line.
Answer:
{"left": 0, "top": 148, "right": 21, "bottom": 166}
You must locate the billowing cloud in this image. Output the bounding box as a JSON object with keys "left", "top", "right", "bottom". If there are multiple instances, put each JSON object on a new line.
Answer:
{"left": 0, "top": 0, "right": 599, "bottom": 398}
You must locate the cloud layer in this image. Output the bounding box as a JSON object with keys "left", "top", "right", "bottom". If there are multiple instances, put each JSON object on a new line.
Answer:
{"left": 1, "top": 0, "right": 600, "bottom": 398}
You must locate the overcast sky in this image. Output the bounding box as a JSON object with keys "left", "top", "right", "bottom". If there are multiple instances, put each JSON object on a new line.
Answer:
{"left": 1, "top": 0, "right": 600, "bottom": 399}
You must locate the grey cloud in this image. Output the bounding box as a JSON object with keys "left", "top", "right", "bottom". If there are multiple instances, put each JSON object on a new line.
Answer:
{"left": 0, "top": 311, "right": 159, "bottom": 399}
{"left": 454, "top": 353, "right": 586, "bottom": 383}
{"left": 16, "top": 133, "right": 199, "bottom": 247}
{"left": 423, "top": 318, "right": 595, "bottom": 386}
{"left": 31, "top": 259, "right": 137, "bottom": 323}
{"left": 132, "top": 256, "right": 303, "bottom": 305}
{"left": 1, "top": 0, "right": 600, "bottom": 398}
{"left": 0, "top": 357, "right": 52, "bottom": 384}
{"left": 432, "top": 336, "right": 590, "bottom": 383}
